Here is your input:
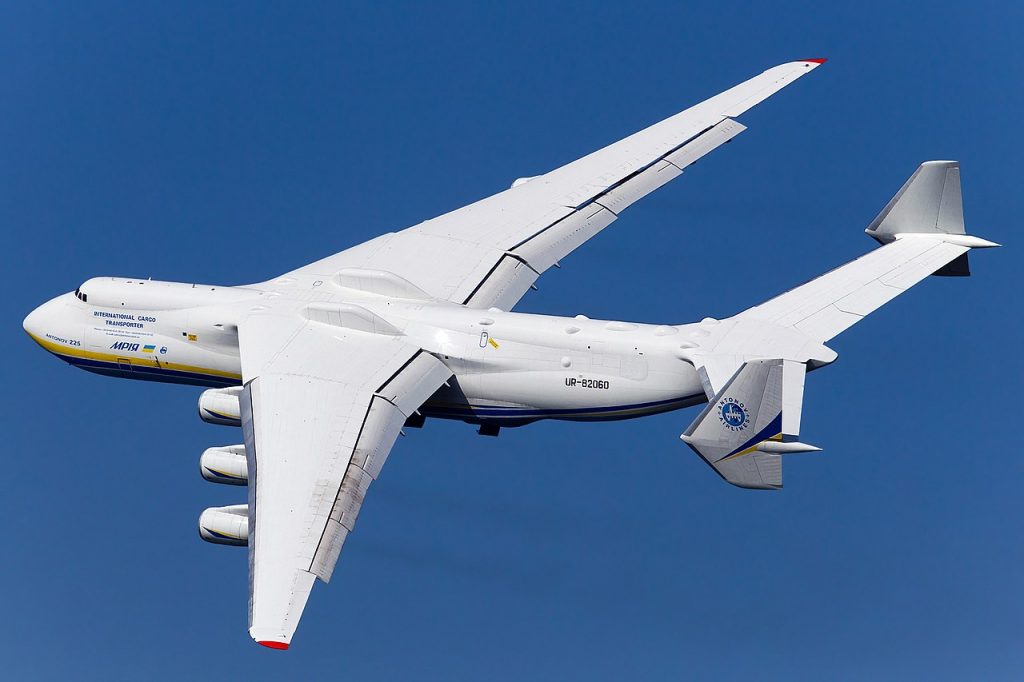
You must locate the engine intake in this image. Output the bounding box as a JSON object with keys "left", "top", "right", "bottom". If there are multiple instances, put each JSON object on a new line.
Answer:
{"left": 200, "top": 445, "right": 248, "bottom": 485}
{"left": 198, "top": 386, "right": 242, "bottom": 426}
{"left": 199, "top": 504, "right": 249, "bottom": 546}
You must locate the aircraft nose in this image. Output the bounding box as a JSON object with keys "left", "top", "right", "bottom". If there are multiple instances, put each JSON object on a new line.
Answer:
{"left": 23, "top": 304, "right": 45, "bottom": 338}
{"left": 23, "top": 294, "right": 72, "bottom": 342}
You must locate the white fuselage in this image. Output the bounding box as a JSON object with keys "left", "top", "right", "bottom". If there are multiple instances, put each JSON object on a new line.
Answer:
{"left": 23, "top": 277, "right": 707, "bottom": 426}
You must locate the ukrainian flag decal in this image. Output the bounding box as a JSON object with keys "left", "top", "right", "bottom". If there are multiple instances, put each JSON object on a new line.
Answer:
{"left": 142, "top": 344, "right": 156, "bottom": 353}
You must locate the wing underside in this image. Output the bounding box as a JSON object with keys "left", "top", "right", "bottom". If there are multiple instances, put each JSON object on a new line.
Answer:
{"left": 239, "top": 312, "right": 451, "bottom": 647}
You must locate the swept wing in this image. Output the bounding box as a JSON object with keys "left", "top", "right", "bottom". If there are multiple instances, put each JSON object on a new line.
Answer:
{"left": 239, "top": 307, "right": 451, "bottom": 647}
{"left": 286, "top": 61, "right": 825, "bottom": 309}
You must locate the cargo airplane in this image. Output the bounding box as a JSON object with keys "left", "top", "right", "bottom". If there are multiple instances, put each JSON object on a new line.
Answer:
{"left": 23, "top": 59, "right": 998, "bottom": 648}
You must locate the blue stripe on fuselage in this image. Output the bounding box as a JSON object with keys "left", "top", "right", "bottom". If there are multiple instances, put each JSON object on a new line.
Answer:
{"left": 420, "top": 393, "right": 704, "bottom": 423}
{"left": 53, "top": 352, "right": 240, "bottom": 388}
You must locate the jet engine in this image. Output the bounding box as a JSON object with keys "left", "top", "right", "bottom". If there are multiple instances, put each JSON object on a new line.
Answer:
{"left": 198, "top": 504, "right": 249, "bottom": 546}
{"left": 200, "top": 445, "right": 248, "bottom": 485}
{"left": 198, "top": 386, "right": 242, "bottom": 426}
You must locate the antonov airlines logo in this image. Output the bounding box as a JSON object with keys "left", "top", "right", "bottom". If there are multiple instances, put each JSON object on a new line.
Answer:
{"left": 717, "top": 397, "right": 749, "bottom": 431}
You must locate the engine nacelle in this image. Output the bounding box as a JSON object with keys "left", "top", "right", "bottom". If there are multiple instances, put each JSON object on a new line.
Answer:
{"left": 198, "top": 504, "right": 249, "bottom": 546}
{"left": 200, "top": 445, "right": 248, "bottom": 485}
{"left": 198, "top": 386, "right": 242, "bottom": 426}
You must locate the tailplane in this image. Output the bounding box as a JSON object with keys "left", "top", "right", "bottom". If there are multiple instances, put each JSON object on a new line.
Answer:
{"left": 681, "top": 359, "right": 818, "bottom": 489}
{"left": 735, "top": 160, "right": 998, "bottom": 344}
{"left": 680, "top": 161, "right": 998, "bottom": 489}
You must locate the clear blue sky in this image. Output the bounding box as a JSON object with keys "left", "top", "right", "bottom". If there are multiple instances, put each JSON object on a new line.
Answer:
{"left": 3, "top": 2, "right": 1021, "bottom": 679}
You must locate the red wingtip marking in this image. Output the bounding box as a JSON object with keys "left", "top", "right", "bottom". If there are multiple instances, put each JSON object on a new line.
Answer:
{"left": 258, "top": 640, "right": 290, "bottom": 650}
{"left": 804, "top": 58, "right": 828, "bottom": 64}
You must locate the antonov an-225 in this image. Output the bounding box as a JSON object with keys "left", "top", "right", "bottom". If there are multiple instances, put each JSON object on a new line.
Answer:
{"left": 23, "top": 59, "right": 998, "bottom": 649}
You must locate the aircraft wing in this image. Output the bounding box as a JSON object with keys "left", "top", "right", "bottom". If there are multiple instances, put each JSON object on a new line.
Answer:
{"left": 237, "top": 307, "right": 451, "bottom": 648}
{"left": 286, "top": 60, "right": 825, "bottom": 309}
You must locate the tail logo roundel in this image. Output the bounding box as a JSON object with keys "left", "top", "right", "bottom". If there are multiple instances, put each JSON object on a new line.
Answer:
{"left": 718, "top": 398, "right": 749, "bottom": 431}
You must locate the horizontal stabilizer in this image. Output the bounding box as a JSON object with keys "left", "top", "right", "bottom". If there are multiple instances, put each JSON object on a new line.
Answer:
{"left": 735, "top": 161, "right": 998, "bottom": 345}
{"left": 681, "top": 359, "right": 809, "bottom": 489}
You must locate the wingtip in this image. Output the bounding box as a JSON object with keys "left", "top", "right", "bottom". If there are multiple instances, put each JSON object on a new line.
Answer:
{"left": 804, "top": 58, "right": 828, "bottom": 64}
{"left": 258, "top": 640, "right": 290, "bottom": 651}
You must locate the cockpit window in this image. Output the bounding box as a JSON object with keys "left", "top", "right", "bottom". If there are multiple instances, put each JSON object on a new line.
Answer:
{"left": 74, "top": 287, "right": 87, "bottom": 303}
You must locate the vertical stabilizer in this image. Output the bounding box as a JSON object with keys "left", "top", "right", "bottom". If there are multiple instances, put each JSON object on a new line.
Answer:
{"left": 866, "top": 161, "right": 965, "bottom": 244}
{"left": 681, "top": 359, "right": 816, "bottom": 489}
